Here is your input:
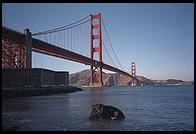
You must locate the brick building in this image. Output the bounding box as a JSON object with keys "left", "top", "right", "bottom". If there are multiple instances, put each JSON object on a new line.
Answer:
{"left": 2, "top": 68, "right": 69, "bottom": 87}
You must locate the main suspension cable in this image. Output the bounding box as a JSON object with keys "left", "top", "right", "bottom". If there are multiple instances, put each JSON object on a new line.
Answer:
{"left": 32, "top": 15, "right": 90, "bottom": 36}
{"left": 101, "top": 18, "right": 125, "bottom": 72}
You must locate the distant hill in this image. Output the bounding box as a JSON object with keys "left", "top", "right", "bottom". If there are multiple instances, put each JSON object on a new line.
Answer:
{"left": 69, "top": 69, "right": 134, "bottom": 86}
{"left": 69, "top": 69, "right": 194, "bottom": 86}
{"left": 69, "top": 69, "right": 90, "bottom": 86}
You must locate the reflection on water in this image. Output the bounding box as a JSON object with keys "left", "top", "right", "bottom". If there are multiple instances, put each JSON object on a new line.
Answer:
{"left": 2, "top": 85, "right": 194, "bottom": 131}
{"left": 88, "top": 88, "right": 104, "bottom": 105}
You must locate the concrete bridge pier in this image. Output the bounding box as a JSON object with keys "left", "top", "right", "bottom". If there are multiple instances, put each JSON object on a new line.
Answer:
{"left": 24, "top": 28, "right": 32, "bottom": 69}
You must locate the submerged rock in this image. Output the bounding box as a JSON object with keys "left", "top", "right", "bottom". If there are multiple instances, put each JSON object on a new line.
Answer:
{"left": 89, "top": 104, "right": 125, "bottom": 121}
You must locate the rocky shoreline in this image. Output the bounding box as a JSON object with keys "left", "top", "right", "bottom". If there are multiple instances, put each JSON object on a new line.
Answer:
{"left": 2, "top": 86, "right": 83, "bottom": 99}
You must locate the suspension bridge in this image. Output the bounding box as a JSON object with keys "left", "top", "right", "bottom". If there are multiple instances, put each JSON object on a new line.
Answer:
{"left": 2, "top": 13, "right": 138, "bottom": 87}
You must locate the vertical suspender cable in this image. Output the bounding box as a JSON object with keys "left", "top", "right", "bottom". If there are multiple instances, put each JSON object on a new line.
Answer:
{"left": 102, "top": 18, "right": 125, "bottom": 72}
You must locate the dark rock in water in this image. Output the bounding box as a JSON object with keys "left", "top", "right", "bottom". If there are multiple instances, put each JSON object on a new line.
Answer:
{"left": 89, "top": 104, "right": 125, "bottom": 121}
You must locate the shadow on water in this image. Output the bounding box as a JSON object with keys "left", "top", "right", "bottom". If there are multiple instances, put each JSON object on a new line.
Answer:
{"left": 2, "top": 94, "right": 71, "bottom": 131}
{"left": 2, "top": 97, "right": 31, "bottom": 131}
{"left": 2, "top": 97, "right": 31, "bottom": 112}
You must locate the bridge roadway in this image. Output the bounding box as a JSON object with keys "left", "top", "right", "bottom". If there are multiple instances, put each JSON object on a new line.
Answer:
{"left": 32, "top": 38, "right": 138, "bottom": 81}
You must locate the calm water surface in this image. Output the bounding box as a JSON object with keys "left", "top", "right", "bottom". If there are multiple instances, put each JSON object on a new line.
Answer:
{"left": 2, "top": 85, "right": 194, "bottom": 131}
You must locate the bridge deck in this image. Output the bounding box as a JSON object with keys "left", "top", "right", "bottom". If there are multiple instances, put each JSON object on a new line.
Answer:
{"left": 32, "top": 38, "right": 137, "bottom": 80}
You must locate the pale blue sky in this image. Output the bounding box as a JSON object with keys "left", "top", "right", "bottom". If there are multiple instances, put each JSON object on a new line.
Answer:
{"left": 2, "top": 3, "right": 194, "bottom": 81}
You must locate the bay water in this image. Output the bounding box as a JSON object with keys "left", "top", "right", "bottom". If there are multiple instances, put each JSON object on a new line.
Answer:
{"left": 2, "top": 85, "right": 194, "bottom": 131}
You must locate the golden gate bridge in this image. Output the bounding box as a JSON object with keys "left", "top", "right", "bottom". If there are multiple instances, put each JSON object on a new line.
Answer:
{"left": 2, "top": 13, "right": 138, "bottom": 86}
